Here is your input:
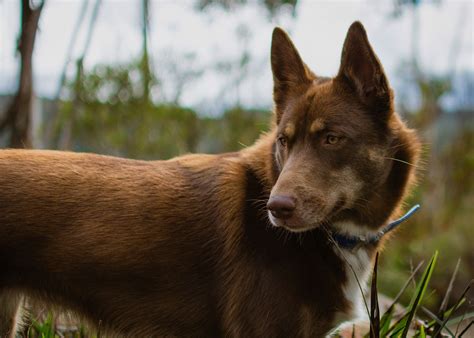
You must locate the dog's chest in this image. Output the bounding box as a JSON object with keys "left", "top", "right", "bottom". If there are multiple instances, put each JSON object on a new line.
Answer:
{"left": 223, "top": 256, "right": 348, "bottom": 337}
{"left": 331, "top": 247, "right": 373, "bottom": 329}
{"left": 227, "top": 234, "right": 358, "bottom": 336}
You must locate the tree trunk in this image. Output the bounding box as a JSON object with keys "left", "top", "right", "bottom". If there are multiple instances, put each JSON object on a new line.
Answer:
{"left": 0, "top": 0, "right": 44, "bottom": 148}
{"left": 141, "top": 0, "right": 151, "bottom": 102}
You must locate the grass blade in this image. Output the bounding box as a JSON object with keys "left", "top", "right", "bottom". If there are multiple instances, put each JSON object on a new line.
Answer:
{"left": 419, "top": 324, "right": 426, "bottom": 338}
{"left": 380, "top": 260, "right": 424, "bottom": 335}
{"left": 432, "top": 281, "right": 472, "bottom": 337}
{"left": 420, "top": 306, "right": 455, "bottom": 336}
{"left": 400, "top": 251, "right": 438, "bottom": 338}
{"left": 450, "top": 311, "right": 474, "bottom": 335}
{"left": 439, "top": 258, "right": 461, "bottom": 314}
{"left": 379, "top": 308, "right": 393, "bottom": 336}
{"left": 431, "top": 258, "right": 461, "bottom": 336}
{"left": 458, "top": 320, "right": 473, "bottom": 337}
{"left": 385, "top": 312, "right": 410, "bottom": 336}
{"left": 369, "top": 252, "right": 380, "bottom": 338}
{"left": 389, "top": 251, "right": 438, "bottom": 337}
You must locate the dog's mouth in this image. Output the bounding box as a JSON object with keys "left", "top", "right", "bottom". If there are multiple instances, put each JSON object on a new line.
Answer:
{"left": 267, "top": 198, "right": 347, "bottom": 233}
{"left": 267, "top": 210, "right": 334, "bottom": 233}
{"left": 267, "top": 213, "right": 317, "bottom": 233}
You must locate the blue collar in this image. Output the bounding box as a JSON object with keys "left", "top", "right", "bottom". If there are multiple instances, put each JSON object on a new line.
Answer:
{"left": 330, "top": 204, "right": 420, "bottom": 250}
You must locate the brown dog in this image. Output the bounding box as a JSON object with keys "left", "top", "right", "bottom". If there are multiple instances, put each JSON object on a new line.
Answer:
{"left": 0, "top": 22, "right": 420, "bottom": 337}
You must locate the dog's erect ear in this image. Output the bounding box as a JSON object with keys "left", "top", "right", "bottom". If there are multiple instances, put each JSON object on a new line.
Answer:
{"left": 271, "top": 27, "right": 312, "bottom": 123}
{"left": 337, "top": 22, "right": 392, "bottom": 113}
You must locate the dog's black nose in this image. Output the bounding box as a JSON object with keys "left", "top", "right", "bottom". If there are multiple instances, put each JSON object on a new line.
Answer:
{"left": 267, "top": 195, "right": 296, "bottom": 220}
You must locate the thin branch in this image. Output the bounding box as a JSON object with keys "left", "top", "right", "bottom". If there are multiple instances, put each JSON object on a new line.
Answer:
{"left": 80, "top": 0, "right": 101, "bottom": 64}
{"left": 58, "top": 0, "right": 101, "bottom": 150}
{"left": 54, "top": 0, "right": 89, "bottom": 102}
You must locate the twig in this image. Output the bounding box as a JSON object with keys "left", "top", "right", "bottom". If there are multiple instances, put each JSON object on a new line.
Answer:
{"left": 440, "top": 258, "right": 461, "bottom": 314}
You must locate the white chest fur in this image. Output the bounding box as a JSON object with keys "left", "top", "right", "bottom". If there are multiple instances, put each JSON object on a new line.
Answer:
{"left": 331, "top": 246, "right": 373, "bottom": 332}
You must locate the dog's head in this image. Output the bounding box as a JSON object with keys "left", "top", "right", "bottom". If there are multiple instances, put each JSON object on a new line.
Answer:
{"left": 267, "top": 22, "right": 420, "bottom": 233}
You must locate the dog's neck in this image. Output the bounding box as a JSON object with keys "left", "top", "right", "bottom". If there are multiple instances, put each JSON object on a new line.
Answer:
{"left": 330, "top": 205, "right": 420, "bottom": 250}
{"left": 241, "top": 130, "right": 280, "bottom": 193}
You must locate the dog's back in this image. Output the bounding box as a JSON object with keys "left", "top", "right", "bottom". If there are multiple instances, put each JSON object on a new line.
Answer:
{"left": 0, "top": 150, "right": 234, "bottom": 335}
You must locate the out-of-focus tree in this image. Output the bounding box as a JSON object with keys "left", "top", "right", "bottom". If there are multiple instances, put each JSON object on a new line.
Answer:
{"left": 141, "top": 0, "right": 152, "bottom": 102}
{"left": 54, "top": 59, "right": 273, "bottom": 159}
{"left": 194, "top": 0, "right": 297, "bottom": 115}
{"left": 49, "top": 0, "right": 291, "bottom": 158}
{"left": 43, "top": 0, "right": 90, "bottom": 147}
{"left": 219, "top": 107, "right": 270, "bottom": 150}
{"left": 57, "top": 0, "right": 101, "bottom": 150}
{"left": 158, "top": 51, "right": 203, "bottom": 104}
{"left": 54, "top": 61, "right": 198, "bottom": 159}
{"left": 391, "top": 0, "right": 467, "bottom": 129}
{"left": 200, "top": 107, "right": 270, "bottom": 154}
{"left": 0, "top": 0, "right": 45, "bottom": 148}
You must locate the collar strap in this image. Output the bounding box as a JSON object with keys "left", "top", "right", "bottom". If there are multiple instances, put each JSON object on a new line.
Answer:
{"left": 330, "top": 204, "right": 420, "bottom": 250}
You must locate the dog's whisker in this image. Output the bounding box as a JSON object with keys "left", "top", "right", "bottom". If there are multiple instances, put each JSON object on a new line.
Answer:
{"left": 386, "top": 140, "right": 429, "bottom": 151}
{"left": 383, "top": 157, "right": 420, "bottom": 169}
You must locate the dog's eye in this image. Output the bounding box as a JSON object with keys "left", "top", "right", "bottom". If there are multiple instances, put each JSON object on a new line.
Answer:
{"left": 278, "top": 136, "right": 287, "bottom": 147}
{"left": 325, "top": 135, "right": 340, "bottom": 145}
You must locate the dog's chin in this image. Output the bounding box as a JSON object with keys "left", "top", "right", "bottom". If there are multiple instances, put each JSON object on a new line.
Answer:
{"left": 267, "top": 211, "right": 321, "bottom": 233}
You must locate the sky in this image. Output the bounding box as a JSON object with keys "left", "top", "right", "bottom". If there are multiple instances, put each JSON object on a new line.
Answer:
{"left": 0, "top": 0, "right": 473, "bottom": 114}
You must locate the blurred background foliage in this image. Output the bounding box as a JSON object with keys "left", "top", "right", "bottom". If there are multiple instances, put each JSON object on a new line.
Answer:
{"left": 49, "top": 60, "right": 270, "bottom": 158}
{"left": 0, "top": 0, "right": 472, "bottom": 322}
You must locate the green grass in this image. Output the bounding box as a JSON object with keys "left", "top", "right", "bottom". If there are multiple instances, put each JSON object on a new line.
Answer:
{"left": 25, "top": 315, "right": 91, "bottom": 338}
{"left": 332, "top": 251, "right": 473, "bottom": 338}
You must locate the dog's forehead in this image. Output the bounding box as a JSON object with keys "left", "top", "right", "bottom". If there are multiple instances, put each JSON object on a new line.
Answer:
{"left": 279, "top": 80, "right": 377, "bottom": 140}
{"left": 279, "top": 81, "right": 344, "bottom": 132}
{"left": 305, "top": 81, "right": 349, "bottom": 121}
